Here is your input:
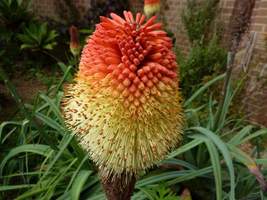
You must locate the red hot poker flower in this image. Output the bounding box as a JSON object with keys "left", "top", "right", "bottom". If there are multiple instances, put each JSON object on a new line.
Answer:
{"left": 62, "top": 11, "right": 183, "bottom": 178}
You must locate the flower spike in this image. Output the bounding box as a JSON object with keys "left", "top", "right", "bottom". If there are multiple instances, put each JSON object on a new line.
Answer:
{"left": 62, "top": 11, "right": 183, "bottom": 179}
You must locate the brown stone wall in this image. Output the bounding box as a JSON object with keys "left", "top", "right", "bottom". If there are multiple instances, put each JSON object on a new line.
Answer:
{"left": 31, "top": 0, "right": 91, "bottom": 22}
{"left": 226, "top": 0, "right": 267, "bottom": 126}
{"left": 162, "top": 0, "right": 190, "bottom": 53}
{"left": 31, "top": 0, "right": 58, "bottom": 20}
{"left": 242, "top": 0, "right": 267, "bottom": 126}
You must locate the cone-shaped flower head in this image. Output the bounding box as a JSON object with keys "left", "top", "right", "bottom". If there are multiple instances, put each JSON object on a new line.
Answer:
{"left": 144, "top": 0, "right": 160, "bottom": 16}
{"left": 62, "top": 11, "right": 183, "bottom": 178}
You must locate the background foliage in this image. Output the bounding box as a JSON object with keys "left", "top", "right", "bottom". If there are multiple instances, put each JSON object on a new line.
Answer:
{"left": 178, "top": 0, "right": 227, "bottom": 98}
{"left": 0, "top": 0, "right": 267, "bottom": 200}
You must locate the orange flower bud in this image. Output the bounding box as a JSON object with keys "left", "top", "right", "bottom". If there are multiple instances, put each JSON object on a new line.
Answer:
{"left": 69, "top": 25, "right": 80, "bottom": 56}
{"left": 144, "top": 0, "right": 160, "bottom": 16}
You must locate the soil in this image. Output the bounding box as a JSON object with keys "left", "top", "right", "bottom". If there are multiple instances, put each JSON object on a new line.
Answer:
{"left": 0, "top": 74, "right": 47, "bottom": 121}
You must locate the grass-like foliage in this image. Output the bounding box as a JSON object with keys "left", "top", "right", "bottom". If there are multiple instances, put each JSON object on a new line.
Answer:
{"left": 0, "top": 63, "right": 267, "bottom": 200}
{"left": 179, "top": 35, "right": 227, "bottom": 98}
{"left": 179, "top": 0, "right": 227, "bottom": 99}
{"left": 182, "top": 0, "right": 220, "bottom": 43}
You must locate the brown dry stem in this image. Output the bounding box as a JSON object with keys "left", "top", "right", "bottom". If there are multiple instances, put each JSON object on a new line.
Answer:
{"left": 101, "top": 173, "right": 136, "bottom": 200}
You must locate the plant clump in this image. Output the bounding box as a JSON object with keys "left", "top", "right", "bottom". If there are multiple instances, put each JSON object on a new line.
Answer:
{"left": 179, "top": 0, "right": 227, "bottom": 98}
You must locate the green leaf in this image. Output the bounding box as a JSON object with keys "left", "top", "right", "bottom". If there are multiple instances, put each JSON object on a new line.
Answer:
{"left": 160, "top": 158, "right": 197, "bottom": 170}
{"left": 14, "top": 187, "right": 49, "bottom": 200}
{"left": 34, "top": 112, "right": 65, "bottom": 134}
{"left": 227, "top": 144, "right": 255, "bottom": 167}
{"left": 65, "top": 155, "right": 89, "bottom": 192}
{"left": 193, "top": 134, "right": 222, "bottom": 200}
{"left": 256, "top": 159, "right": 267, "bottom": 166}
{"left": 214, "top": 80, "right": 233, "bottom": 132}
{"left": 20, "top": 44, "right": 33, "bottom": 50}
{"left": 0, "top": 144, "right": 53, "bottom": 175}
{"left": 55, "top": 65, "right": 73, "bottom": 92}
{"left": 137, "top": 171, "right": 188, "bottom": 187}
{"left": 57, "top": 62, "right": 73, "bottom": 82}
{"left": 0, "top": 184, "right": 34, "bottom": 191}
{"left": 71, "top": 170, "right": 92, "bottom": 200}
{"left": 41, "top": 158, "right": 77, "bottom": 199}
{"left": 167, "top": 139, "right": 203, "bottom": 158}
{"left": 241, "top": 128, "right": 267, "bottom": 144}
{"left": 184, "top": 73, "right": 225, "bottom": 107}
{"left": 38, "top": 134, "right": 73, "bottom": 182}
{"left": 229, "top": 125, "right": 253, "bottom": 145}
{"left": 39, "top": 94, "right": 64, "bottom": 124}
{"left": 0, "top": 121, "right": 22, "bottom": 143}
{"left": 140, "top": 185, "right": 179, "bottom": 200}
{"left": 43, "top": 44, "right": 53, "bottom": 50}
{"left": 207, "top": 95, "right": 215, "bottom": 130}
{"left": 189, "top": 127, "right": 235, "bottom": 200}
{"left": 166, "top": 166, "right": 212, "bottom": 185}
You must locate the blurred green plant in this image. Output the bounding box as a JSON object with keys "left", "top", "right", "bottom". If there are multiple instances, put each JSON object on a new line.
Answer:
{"left": 179, "top": 35, "right": 227, "bottom": 98}
{"left": 178, "top": 0, "right": 227, "bottom": 98}
{"left": 17, "top": 22, "right": 58, "bottom": 51}
{"left": 182, "top": 0, "right": 220, "bottom": 44}
{"left": 0, "top": 0, "right": 32, "bottom": 31}
{"left": 0, "top": 0, "right": 33, "bottom": 71}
